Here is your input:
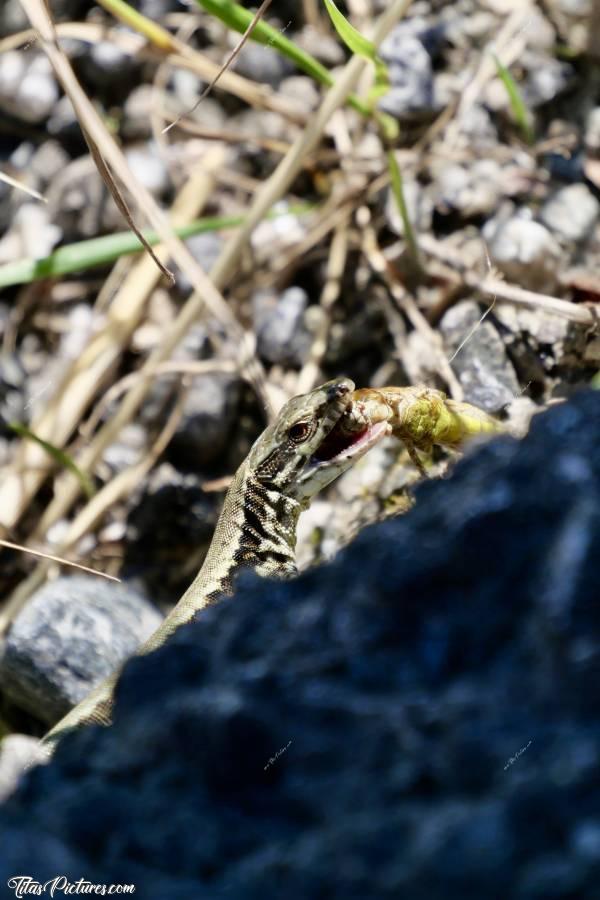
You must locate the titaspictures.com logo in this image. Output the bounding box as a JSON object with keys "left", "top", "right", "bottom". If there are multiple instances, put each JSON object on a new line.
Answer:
{"left": 6, "top": 876, "right": 135, "bottom": 897}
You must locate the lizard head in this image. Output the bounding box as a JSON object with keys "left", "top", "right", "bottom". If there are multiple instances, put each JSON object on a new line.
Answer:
{"left": 249, "top": 377, "right": 391, "bottom": 502}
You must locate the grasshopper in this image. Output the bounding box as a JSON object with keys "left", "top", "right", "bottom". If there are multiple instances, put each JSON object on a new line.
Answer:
{"left": 347, "top": 386, "right": 503, "bottom": 477}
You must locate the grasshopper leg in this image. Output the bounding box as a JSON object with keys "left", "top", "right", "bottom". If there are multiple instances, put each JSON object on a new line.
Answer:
{"left": 404, "top": 440, "right": 428, "bottom": 478}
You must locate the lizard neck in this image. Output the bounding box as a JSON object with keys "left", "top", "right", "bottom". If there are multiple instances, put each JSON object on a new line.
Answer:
{"left": 230, "top": 461, "right": 304, "bottom": 579}
{"left": 140, "top": 460, "right": 304, "bottom": 648}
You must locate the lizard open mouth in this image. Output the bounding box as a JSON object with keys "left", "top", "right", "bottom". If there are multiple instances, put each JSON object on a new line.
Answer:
{"left": 312, "top": 413, "right": 390, "bottom": 464}
{"left": 311, "top": 387, "right": 394, "bottom": 465}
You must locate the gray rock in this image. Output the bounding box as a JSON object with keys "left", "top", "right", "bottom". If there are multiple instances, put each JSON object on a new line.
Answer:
{"left": 279, "top": 76, "right": 321, "bottom": 116}
{"left": 170, "top": 68, "right": 206, "bottom": 109}
{"left": 48, "top": 165, "right": 105, "bottom": 238}
{"left": 0, "top": 203, "right": 62, "bottom": 261}
{"left": 122, "top": 84, "right": 155, "bottom": 139}
{"left": 378, "top": 32, "right": 435, "bottom": 119}
{"left": 485, "top": 212, "right": 562, "bottom": 292}
{"left": 433, "top": 159, "right": 505, "bottom": 218}
{"left": 47, "top": 94, "right": 79, "bottom": 139}
{"left": 80, "top": 38, "right": 135, "bottom": 86}
{"left": 169, "top": 372, "right": 242, "bottom": 470}
{"left": 0, "top": 52, "right": 59, "bottom": 123}
{"left": 521, "top": 53, "right": 574, "bottom": 108}
{"left": 124, "top": 463, "right": 221, "bottom": 602}
{"left": 494, "top": 303, "right": 571, "bottom": 347}
{"left": 377, "top": 18, "right": 441, "bottom": 119}
{"left": 440, "top": 300, "right": 520, "bottom": 411}
{"left": 295, "top": 25, "right": 346, "bottom": 67}
{"left": 539, "top": 184, "right": 600, "bottom": 243}
{"left": 0, "top": 352, "right": 28, "bottom": 432}
{"left": 234, "top": 41, "right": 294, "bottom": 87}
{"left": 103, "top": 423, "right": 148, "bottom": 474}
{"left": 29, "top": 140, "right": 71, "bottom": 189}
{"left": 0, "top": 735, "right": 48, "bottom": 803}
{"left": 254, "top": 286, "right": 313, "bottom": 367}
{"left": 459, "top": 103, "right": 499, "bottom": 148}
{"left": 174, "top": 232, "right": 223, "bottom": 294}
{"left": 385, "top": 175, "right": 432, "bottom": 235}
{"left": 124, "top": 144, "right": 170, "bottom": 197}
{"left": 0, "top": 576, "right": 162, "bottom": 725}
{"left": 0, "top": 0, "right": 28, "bottom": 34}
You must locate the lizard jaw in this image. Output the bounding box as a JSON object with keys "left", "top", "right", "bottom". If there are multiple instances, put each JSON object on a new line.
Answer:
{"left": 294, "top": 417, "right": 391, "bottom": 500}
{"left": 312, "top": 419, "right": 391, "bottom": 465}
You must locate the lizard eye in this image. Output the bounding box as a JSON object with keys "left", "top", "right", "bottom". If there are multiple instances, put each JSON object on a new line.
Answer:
{"left": 288, "top": 421, "right": 311, "bottom": 443}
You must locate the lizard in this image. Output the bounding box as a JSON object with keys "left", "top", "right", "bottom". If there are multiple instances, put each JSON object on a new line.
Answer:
{"left": 42, "top": 377, "right": 392, "bottom": 748}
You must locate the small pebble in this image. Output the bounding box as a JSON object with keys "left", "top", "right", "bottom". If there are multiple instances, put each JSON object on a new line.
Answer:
{"left": 485, "top": 212, "right": 562, "bottom": 292}
{"left": 433, "top": 159, "right": 505, "bottom": 218}
{"left": 378, "top": 23, "right": 436, "bottom": 119}
{"left": 0, "top": 52, "right": 58, "bottom": 123}
{"left": 174, "top": 232, "right": 223, "bottom": 294}
{"left": 522, "top": 54, "right": 574, "bottom": 108}
{"left": 440, "top": 300, "right": 520, "bottom": 412}
{"left": 80, "top": 38, "right": 135, "bottom": 86}
{"left": 124, "top": 145, "right": 170, "bottom": 197}
{"left": 0, "top": 204, "right": 62, "bottom": 262}
{"left": 169, "top": 373, "right": 242, "bottom": 470}
{"left": 386, "top": 174, "right": 432, "bottom": 235}
{"left": 234, "top": 41, "right": 294, "bottom": 87}
{"left": 30, "top": 141, "right": 71, "bottom": 189}
{"left": 539, "top": 184, "right": 600, "bottom": 243}
{"left": 254, "top": 286, "right": 313, "bottom": 368}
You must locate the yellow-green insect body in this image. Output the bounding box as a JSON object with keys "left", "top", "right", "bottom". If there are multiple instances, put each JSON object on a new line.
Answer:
{"left": 351, "top": 386, "right": 502, "bottom": 475}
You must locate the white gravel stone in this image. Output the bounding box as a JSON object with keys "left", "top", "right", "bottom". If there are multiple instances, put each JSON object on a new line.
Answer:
{"left": 125, "top": 144, "right": 170, "bottom": 196}
{"left": 485, "top": 212, "right": 562, "bottom": 292}
{"left": 385, "top": 177, "right": 432, "bottom": 235}
{"left": 0, "top": 204, "right": 62, "bottom": 264}
{"left": 540, "top": 184, "right": 600, "bottom": 243}
{"left": 0, "top": 52, "right": 58, "bottom": 123}
{"left": 434, "top": 159, "right": 504, "bottom": 218}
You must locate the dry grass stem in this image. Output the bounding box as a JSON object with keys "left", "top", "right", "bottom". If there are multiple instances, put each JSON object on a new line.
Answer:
{"left": 0, "top": 540, "right": 120, "bottom": 583}
{"left": 0, "top": 154, "right": 224, "bottom": 535}
{"left": 361, "top": 219, "right": 463, "bottom": 399}
{"left": 296, "top": 220, "right": 350, "bottom": 393}
{"left": 419, "top": 235, "right": 598, "bottom": 328}
{"left": 163, "top": 0, "right": 274, "bottom": 134}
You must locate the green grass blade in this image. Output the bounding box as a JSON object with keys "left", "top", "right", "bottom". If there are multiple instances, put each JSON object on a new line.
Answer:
{"left": 324, "top": 0, "right": 389, "bottom": 95}
{"left": 194, "top": 0, "right": 372, "bottom": 117}
{"left": 323, "top": 0, "right": 378, "bottom": 62}
{"left": 492, "top": 53, "right": 534, "bottom": 144}
{"left": 0, "top": 216, "right": 241, "bottom": 288}
{"left": 8, "top": 422, "right": 96, "bottom": 499}
{"left": 0, "top": 206, "right": 312, "bottom": 288}
{"left": 387, "top": 150, "right": 420, "bottom": 271}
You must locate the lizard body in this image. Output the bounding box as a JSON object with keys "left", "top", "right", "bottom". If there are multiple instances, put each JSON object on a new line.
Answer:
{"left": 43, "top": 378, "right": 390, "bottom": 746}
